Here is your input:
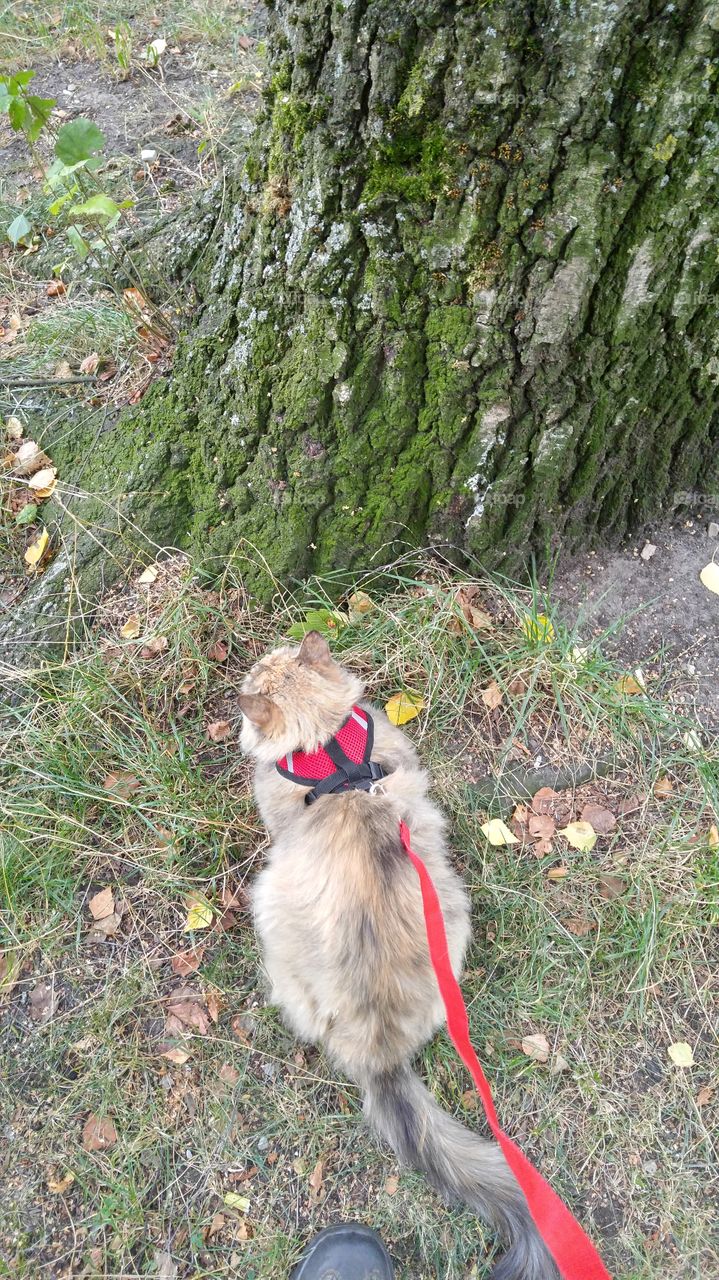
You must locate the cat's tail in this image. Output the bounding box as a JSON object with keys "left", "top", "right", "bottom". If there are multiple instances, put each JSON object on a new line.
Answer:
{"left": 364, "top": 1064, "right": 559, "bottom": 1280}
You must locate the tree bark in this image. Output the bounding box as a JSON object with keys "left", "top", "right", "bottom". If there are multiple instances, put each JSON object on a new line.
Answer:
{"left": 5, "top": 0, "right": 719, "bottom": 648}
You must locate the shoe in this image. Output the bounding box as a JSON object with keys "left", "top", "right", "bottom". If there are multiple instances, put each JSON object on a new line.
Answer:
{"left": 290, "top": 1222, "right": 395, "bottom": 1280}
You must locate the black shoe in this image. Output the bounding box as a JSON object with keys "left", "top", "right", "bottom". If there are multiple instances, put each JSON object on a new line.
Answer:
{"left": 290, "top": 1223, "right": 394, "bottom": 1280}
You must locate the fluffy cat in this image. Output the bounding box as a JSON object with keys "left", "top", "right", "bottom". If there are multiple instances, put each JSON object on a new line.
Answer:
{"left": 239, "top": 631, "right": 557, "bottom": 1280}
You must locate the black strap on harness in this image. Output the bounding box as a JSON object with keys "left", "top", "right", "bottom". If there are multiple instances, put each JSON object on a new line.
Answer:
{"left": 277, "top": 709, "right": 387, "bottom": 805}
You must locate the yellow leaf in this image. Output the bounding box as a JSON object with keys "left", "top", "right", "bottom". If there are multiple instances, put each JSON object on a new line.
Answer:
{"left": 547, "top": 866, "right": 569, "bottom": 881}
{"left": 521, "top": 613, "right": 555, "bottom": 643}
{"left": 138, "top": 564, "right": 158, "bottom": 585}
{"left": 668, "top": 1041, "right": 694, "bottom": 1067}
{"left": 708, "top": 825, "right": 719, "bottom": 849}
{"left": 24, "top": 527, "right": 49, "bottom": 569}
{"left": 184, "top": 896, "right": 213, "bottom": 932}
{"left": 6, "top": 416, "right": 23, "bottom": 440}
{"left": 120, "top": 614, "right": 141, "bottom": 639}
{"left": 28, "top": 466, "right": 57, "bottom": 498}
{"left": 699, "top": 562, "right": 719, "bottom": 596}
{"left": 615, "top": 672, "right": 645, "bottom": 696}
{"left": 559, "top": 820, "right": 597, "bottom": 852}
{"left": 223, "top": 1192, "right": 250, "bottom": 1211}
{"left": 47, "top": 1171, "right": 75, "bottom": 1194}
{"left": 385, "top": 691, "right": 425, "bottom": 726}
{"left": 653, "top": 775, "right": 674, "bottom": 800}
{"left": 480, "top": 819, "right": 519, "bottom": 847}
{"left": 348, "top": 589, "right": 374, "bottom": 620}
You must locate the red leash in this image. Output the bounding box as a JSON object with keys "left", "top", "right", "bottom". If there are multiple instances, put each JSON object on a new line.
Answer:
{"left": 399, "top": 821, "right": 611, "bottom": 1280}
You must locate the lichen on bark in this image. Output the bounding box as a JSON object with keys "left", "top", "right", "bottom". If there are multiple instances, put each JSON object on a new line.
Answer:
{"left": 4, "top": 0, "right": 719, "bottom": 656}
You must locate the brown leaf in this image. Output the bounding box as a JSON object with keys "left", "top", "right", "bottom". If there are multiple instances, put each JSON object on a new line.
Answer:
{"left": 206, "top": 989, "right": 223, "bottom": 1024}
{"left": 219, "top": 1062, "right": 240, "bottom": 1085}
{"left": 532, "top": 787, "right": 562, "bottom": 816}
{"left": 47, "top": 1170, "right": 75, "bottom": 1193}
{"left": 564, "top": 917, "right": 596, "bottom": 936}
{"left": 207, "top": 638, "right": 229, "bottom": 662}
{"left": 120, "top": 614, "right": 141, "bottom": 639}
{"left": 461, "top": 1088, "right": 478, "bottom": 1110}
{"left": 238, "top": 33, "right": 253, "bottom": 49}
{"left": 30, "top": 979, "right": 58, "bottom": 1023}
{"left": 653, "top": 776, "right": 674, "bottom": 800}
{"left": 171, "top": 949, "right": 205, "bottom": 976}
{"left": 206, "top": 1213, "right": 226, "bottom": 1241}
{"left": 618, "top": 793, "right": 643, "bottom": 817}
{"left": 82, "top": 1113, "right": 117, "bottom": 1151}
{"left": 140, "top": 634, "right": 169, "bottom": 659}
{"left": 481, "top": 680, "right": 503, "bottom": 710}
{"left": 161, "top": 1045, "right": 191, "bottom": 1064}
{"left": 88, "top": 912, "right": 122, "bottom": 939}
{"left": 507, "top": 675, "right": 527, "bottom": 696}
{"left": 580, "top": 803, "right": 617, "bottom": 835}
{"left": 166, "top": 1000, "right": 211, "bottom": 1036}
{"left": 207, "top": 720, "right": 232, "bottom": 743}
{"left": 696, "top": 1085, "right": 714, "bottom": 1107}
{"left": 521, "top": 1033, "right": 550, "bottom": 1063}
{"left": 102, "top": 771, "right": 141, "bottom": 798}
{"left": 384, "top": 1174, "right": 399, "bottom": 1196}
{"left": 533, "top": 838, "right": 554, "bottom": 856}
{"left": 79, "top": 351, "right": 100, "bottom": 374}
{"left": 309, "top": 1159, "right": 324, "bottom": 1201}
{"left": 528, "top": 813, "right": 555, "bottom": 841}
{"left": 89, "top": 886, "right": 115, "bottom": 920}
{"left": 47, "top": 280, "right": 66, "bottom": 297}
{"left": 550, "top": 1053, "right": 570, "bottom": 1076}
{"left": 598, "top": 873, "right": 626, "bottom": 900}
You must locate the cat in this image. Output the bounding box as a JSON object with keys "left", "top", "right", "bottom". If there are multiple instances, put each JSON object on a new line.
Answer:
{"left": 238, "top": 630, "right": 557, "bottom": 1280}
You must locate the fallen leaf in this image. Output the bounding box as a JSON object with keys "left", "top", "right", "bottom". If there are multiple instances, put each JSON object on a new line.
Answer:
{"left": 547, "top": 866, "right": 569, "bottom": 881}
{"left": 580, "top": 803, "right": 617, "bottom": 835}
{"left": 696, "top": 1085, "right": 714, "bottom": 1107}
{"left": 140, "top": 634, "right": 168, "bottom": 659}
{"left": 88, "top": 886, "right": 115, "bottom": 920}
{"left": 615, "top": 672, "right": 645, "bottom": 696}
{"left": 138, "top": 563, "right": 158, "bottom": 585}
{"left": 120, "top": 614, "right": 141, "bottom": 639}
{"left": 481, "top": 680, "right": 503, "bottom": 710}
{"left": 667, "top": 1041, "right": 694, "bottom": 1068}
{"left": 528, "top": 813, "right": 555, "bottom": 840}
{"left": 384, "top": 1175, "right": 399, "bottom": 1196}
{"left": 461, "top": 1088, "right": 478, "bottom": 1110}
{"left": 598, "top": 873, "right": 626, "bottom": 900}
{"left": 54, "top": 359, "right": 73, "bottom": 380}
{"left": 79, "top": 351, "right": 99, "bottom": 374}
{"left": 207, "top": 720, "right": 232, "bottom": 743}
{"left": 47, "top": 280, "right": 66, "bottom": 297}
{"left": 28, "top": 466, "right": 57, "bottom": 498}
{"left": 88, "top": 912, "right": 122, "bottom": 938}
{"left": 564, "top": 917, "right": 596, "bottom": 937}
{"left": 6, "top": 416, "right": 24, "bottom": 439}
{"left": 161, "top": 1045, "right": 191, "bottom": 1064}
{"left": 550, "top": 1053, "right": 570, "bottom": 1075}
{"left": 166, "top": 1000, "right": 211, "bottom": 1036}
{"left": 24, "top": 527, "right": 49, "bottom": 569}
{"left": 82, "top": 1113, "right": 117, "bottom": 1151}
{"left": 102, "top": 771, "right": 141, "bottom": 798}
{"left": 184, "top": 896, "right": 213, "bottom": 931}
{"left": 480, "top": 818, "right": 519, "bottom": 847}
{"left": 384, "top": 691, "right": 425, "bottom": 726}
{"left": 708, "top": 825, "right": 719, "bottom": 849}
{"left": 206, "top": 1213, "right": 225, "bottom": 1241}
{"left": 0, "top": 951, "right": 20, "bottom": 999}
{"left": 559, "top": 820, "right": 597, "bottom": 852}
{"left": 640, "top": 541, "right": 657, "bottom": 561}
{"left": 521, "top": 1033, "right": 550, "bottom": 1063}
{"left": 171, "top": 948, "right": 205, "bottom": 976}
{"left": 699, "top": 562, "right": 719, "bottom": 596}
{"left": 653, "top": 776, "right": 674, "bottom": 800}
{"left": 618, "top": 793, "right": 643, "bottom": 817}
{"left": 532, "top": 787, "right": 563, "bottom": 816}
{"left": 47, "top": 1170, "right": 75, "bottom": 1193}
{"left": 30, "top": 980, "right": 58, "bottom": 1023}
{"left": 207, "top": 638, "right": 229, "bottom": 662}
{"left": 521, "top": 613, "right": 555, "bottom": 643}
{"left": 223, "top": 1192, "right": 250, "bottom": 1211}
{"left": 206, "top": 989, "right": 223, "bottom": 1023}
{"left": 507, "top": 674, "right": 527, "bottom": 695}
{"left": 348, "top": 590, "right": 375, "bottom": 621}
{"left": 219, "top": 1062, "right": 240, "bottom": 1085}
{"left": 309, "top": 1159, "right": 324, "bottom": 1200}
{"left": 682, "top": 730, "right": 702, "bottom": 753}
{"left": 238, "top": 33, "right": 253, "bottom": 49}
{"left": 153, "top": 1250, "right": 178, "bottom": 1280}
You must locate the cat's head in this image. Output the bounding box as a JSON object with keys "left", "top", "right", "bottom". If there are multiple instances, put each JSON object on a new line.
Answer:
{"left": 238, "top": 631, "right": 363, "bottom": 763}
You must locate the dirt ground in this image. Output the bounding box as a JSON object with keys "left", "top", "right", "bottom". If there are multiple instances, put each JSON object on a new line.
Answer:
{"left": 549, "top": 513, "right": 719, "bottom": 727}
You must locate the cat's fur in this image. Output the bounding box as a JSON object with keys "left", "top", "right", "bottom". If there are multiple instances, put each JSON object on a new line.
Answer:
{"left": 239, "top": 631, "right": 557, "bottom": 1280}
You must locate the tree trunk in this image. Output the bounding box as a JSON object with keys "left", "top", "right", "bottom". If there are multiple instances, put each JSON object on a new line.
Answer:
{"left": 6, "top": 0, "right": 719, "bottom": 646}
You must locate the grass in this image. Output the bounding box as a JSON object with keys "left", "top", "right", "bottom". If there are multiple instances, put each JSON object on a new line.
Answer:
{"left": 1, "top": 554, "right": 717, "bottom": 1279}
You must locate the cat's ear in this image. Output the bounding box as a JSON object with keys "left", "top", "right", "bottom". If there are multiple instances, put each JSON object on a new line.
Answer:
{"left": 237, "top": 693, "right": 277, "bottom": 731}
{"left": 297, "top": 630, "right": 331, "bottom": 667}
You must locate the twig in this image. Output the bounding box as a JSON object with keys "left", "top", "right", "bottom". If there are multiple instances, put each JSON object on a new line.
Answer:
{"left": 0, "top": 376, "right": 97, "bottom": 388}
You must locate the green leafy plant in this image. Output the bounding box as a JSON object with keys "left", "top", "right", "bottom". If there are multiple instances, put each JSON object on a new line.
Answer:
{"left": 0, "top": 70, "right": 54, "bottom": 143}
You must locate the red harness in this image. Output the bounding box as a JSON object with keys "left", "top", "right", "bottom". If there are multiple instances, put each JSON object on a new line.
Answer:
{"left": 276, "top": 705, "right": 385, "bottom": 804}
{"left": 276, "top": 712, "right": 611, "bottom": 1280}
